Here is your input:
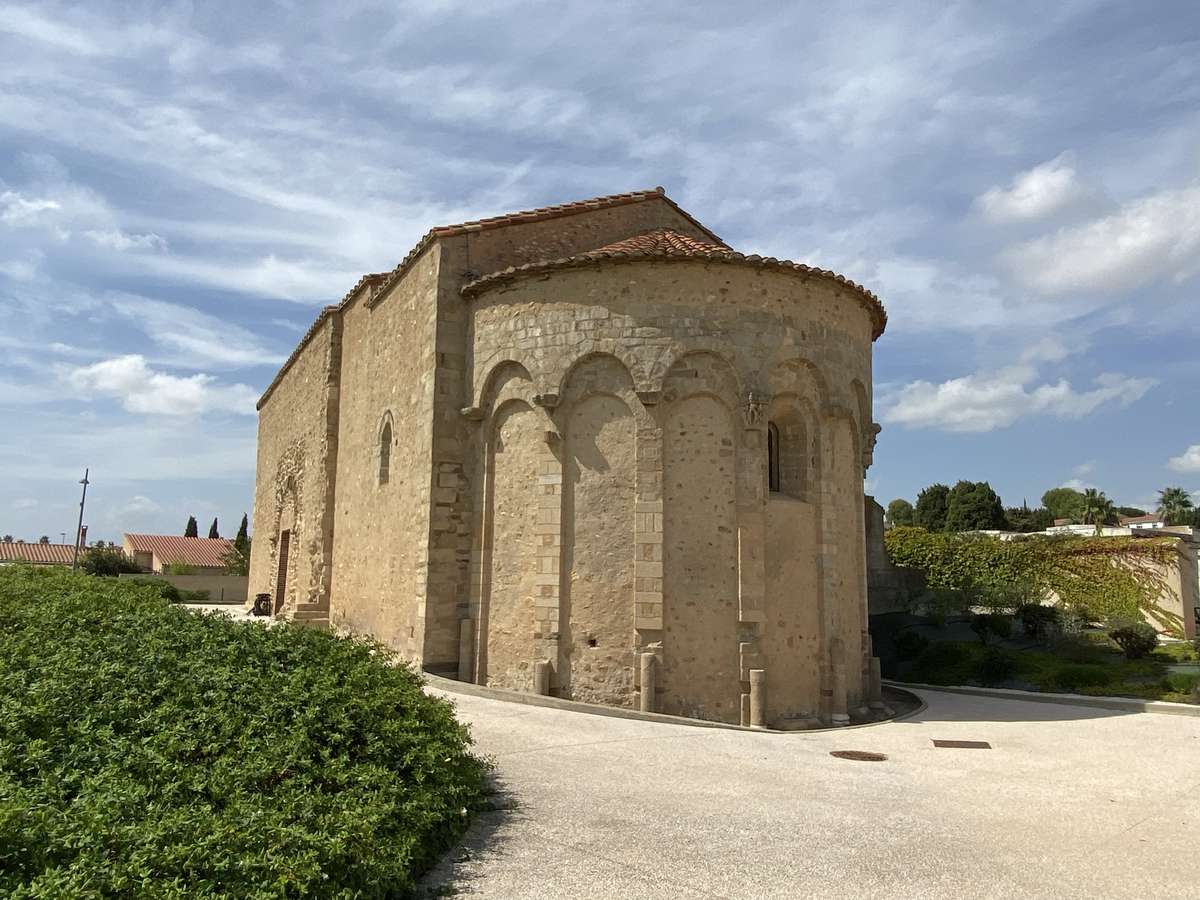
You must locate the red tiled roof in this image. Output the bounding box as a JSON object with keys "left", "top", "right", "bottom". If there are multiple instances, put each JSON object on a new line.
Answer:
{"left": 257, "top": 188, "right": 723, "bottom": 410}
{"left": 123, "top": 534, "right": 233, "bottom": 568}
{"left": 0, "top": 542, "right": 77, "bottom": 565}
{"left": 1119, "top": 514, "right": 1162, "bottom": 524}
{"left": 461, "top": 229, "right": 889, "bottom": 341}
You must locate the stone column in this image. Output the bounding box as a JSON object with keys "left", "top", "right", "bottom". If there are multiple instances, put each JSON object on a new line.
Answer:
{"left": 457, "top": 618, "right": 475, "bottom": 682}
{"left": 534, "top": 659, "right": 551, "bottom": 696}
{"left": 749, "top": 668, "right": 767, "bottom": 728}
{"left": 831, "top": 659, "right": 849, "bottom": 726}
{"left": 639, "top": 651, "right": 656, "bottom": 712}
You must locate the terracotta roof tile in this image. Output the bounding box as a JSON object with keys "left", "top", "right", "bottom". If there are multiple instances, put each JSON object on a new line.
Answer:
{"left": 123, "top": 534, "right": 233, "bottom": 569}
{"left": 0, "top": 542, "right": 78, "bottom": 565}
{"left": 461, "top": 229, "right": 888, "bottom": 340}
{"left": 258, "top": 188, "right": 715, "bottom": 410}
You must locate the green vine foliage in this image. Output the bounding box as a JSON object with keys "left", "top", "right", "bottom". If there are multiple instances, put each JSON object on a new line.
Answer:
{"left": 884, "top": 527, "right": 1183, "bottom": 635}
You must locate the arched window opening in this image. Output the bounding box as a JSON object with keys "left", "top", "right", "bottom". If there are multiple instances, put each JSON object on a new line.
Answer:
{"left": 767, "top": 422, "right": 781, "bottom": 493}
{"left": 379, "top": 420, "right": 392, "bottom": 485}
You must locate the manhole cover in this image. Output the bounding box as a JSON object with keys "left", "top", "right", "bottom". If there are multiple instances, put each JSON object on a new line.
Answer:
{"left": 830, "top": 750, "right": 888, "bottom": 762}
{"left": 931, "top": 739, "right": 991, "bottom": 749}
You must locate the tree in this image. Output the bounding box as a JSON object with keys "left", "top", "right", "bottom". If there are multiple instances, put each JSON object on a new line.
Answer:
{"left": 222, "top": 540, "right": 251, "bottom": 575}
{"left": 1005, "top": 504, "right": 1053, "bottom": 533}
{"left": 208, "top": 517, "right": 220, "bottom": 539}
{"left": 81, "top": 545, "right": 141, "bottom": 577}
{"left": 1, "top": 535, "right": 11, "bottom": 543}
{"left": 1080, "top": 488, "right": 1117, "bottom": 534}
{"left": 886, "top": 499, "right": 914, "bottom": 527}
{"left": 235, "top": 513, "right": 249, "bottom": 546}
{"left": 944, "top": 480, "right": 1007, "bottom": 532}
{"left": 1041, "top": 487, "right": 1086, "bottom": 522}
{"left": 1157, "top": 487, "right": 1193, "bottom": 522}
{"left": 914, "top": 484, "right": 950, "bottom": 532}
{"left": 1116, "top": 506, "right": 1147, "bottom": 519}
{"left": 38, "top": 536, "right": 49, "bottom": 544}
{"left": 184, "top": 516, "right": 198, "bottom": 538}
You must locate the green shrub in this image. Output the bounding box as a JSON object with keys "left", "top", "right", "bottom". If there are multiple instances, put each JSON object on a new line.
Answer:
{"left": 893, "top": 630, "right": 930, "bottom": 660}
{"left": 0, "top": 566, "right": 488, "bottom": 897}
{"left": 140, "top": 577, "right": 181, "bottom": 603}
{"left": 1165, "top": 672, "right": 1200, "bottom": 694}
{"left": 1107, "top": 621, "right": 1159, "bottom": 660}
{"left": 970, "top": 612, "right": 1012, "bottom": 645}
{"left": 177, "top": 588, "right": 212, "bottom": 603}
{"left": 909, "top": 641, "right": 969, "bottom": 683}
{"left": 976, "top": 649, "right": 1017, "bottom": 685}
{"left": 1049, "top": 664, "right": 1113, "bottom": 691}
{"left": 1016, "top": 603, "right": 1060, "bottom": 638}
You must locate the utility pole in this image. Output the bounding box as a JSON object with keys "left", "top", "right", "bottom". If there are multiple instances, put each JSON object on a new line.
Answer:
{"left": 71, "top": 468, "right": 89, "bottom": 572}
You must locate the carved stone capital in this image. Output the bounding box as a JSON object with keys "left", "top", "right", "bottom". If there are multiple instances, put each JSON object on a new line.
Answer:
{"left": 862, "top": 422, "right": 882, "bottom": 470}
{"left": 743, "top": 390, "right": 770, "bottom": 427}
{"left": 635, "top": 390, "right": 661, "bottom": 407}
{"left": 459, "top": 406, "right": 485, "bottom": 421}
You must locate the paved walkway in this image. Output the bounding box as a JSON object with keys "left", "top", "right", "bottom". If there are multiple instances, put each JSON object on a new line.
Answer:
{"left": 421, "top": 687, "right": 1199, "bottom": 899}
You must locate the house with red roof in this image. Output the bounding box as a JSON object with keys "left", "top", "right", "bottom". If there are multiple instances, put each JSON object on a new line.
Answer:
{"left": 121, "top": 534, "right": 234, "bottom": 574}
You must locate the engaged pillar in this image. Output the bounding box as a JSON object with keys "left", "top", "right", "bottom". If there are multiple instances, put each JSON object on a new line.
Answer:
{"left": 457, "top": 619, "right": 474, "bottom": 683}
{"left": 533, "top": 659, "right": 551, "bottom": 696}
{"left": 749, "top": 668, "right": 767, "bottom": 728}
{"left": 831, "top": 661, "right": 850, "bottom": 727}
{"left": 639, "top": 652, "right": 656, "bottom": 712}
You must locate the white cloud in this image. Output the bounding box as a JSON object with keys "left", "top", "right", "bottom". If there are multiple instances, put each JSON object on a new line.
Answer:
{"left": 83, "top": 228, "right": 167, "bottom": 252}
{"left": 64, "top": 355, "right": 258, "bottom": 416}
{"left": 11, "top": 498, "right": 38, "bottom": 510}
{"left": 881, "top": 344, "right": 1155, "bottom": 432}
{"left": 1167, "top": 444, "right": 1200, "bottom": 473}
{"left": 107, "top": 294, "right": 284, "bottom": 367}
{"left": 976, "top": 152, "right": 1089, "bottom": 222}
{"left": 1072, "top": 461, "right": 1095, "bottom": 477}
{"left": 1007, "top": 184, "right": 1200, "bottom": 294}
{"left": 0, "top": 190, "right": 62, "bottom": 226}
{"left": 1060, "top": 478, "right": 1093, "bottom": 491}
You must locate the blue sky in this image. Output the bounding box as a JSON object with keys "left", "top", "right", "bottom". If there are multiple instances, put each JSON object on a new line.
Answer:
{"left": 1, "top": 0, "right": 1198, "bottom": 542}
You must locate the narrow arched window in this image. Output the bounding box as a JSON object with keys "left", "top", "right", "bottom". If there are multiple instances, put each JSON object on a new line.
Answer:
{"left": 379, "top": 420, "right": 392, "bottom": 485}
{"left": 767, "top": 422, "right": 781, "bottom": 493}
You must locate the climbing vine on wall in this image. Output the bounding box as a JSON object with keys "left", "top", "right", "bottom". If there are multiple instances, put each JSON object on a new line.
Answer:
{"left": 884, "top": 527, "right": 1183, "bottom": 635}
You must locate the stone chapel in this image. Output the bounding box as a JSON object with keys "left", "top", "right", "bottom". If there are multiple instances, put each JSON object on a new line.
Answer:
{"left": 249, "top": 187, "right": 888, "bottom": 727}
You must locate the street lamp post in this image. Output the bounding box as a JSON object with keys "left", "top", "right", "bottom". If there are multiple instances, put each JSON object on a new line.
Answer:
{"left": 71, "top": 468, "right": 90, "bottom": 572}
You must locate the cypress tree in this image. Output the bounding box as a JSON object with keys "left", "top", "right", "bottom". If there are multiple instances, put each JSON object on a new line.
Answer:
{"left": 208, "top": 518, "right": 220, "bottom": 539}
{"left": 184, "top": 516, "right": 198, "bottom": 538}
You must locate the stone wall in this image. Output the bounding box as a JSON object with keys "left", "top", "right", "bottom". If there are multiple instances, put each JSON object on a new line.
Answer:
{"left": 248, "top": 315, "right": 339, "bottom": 615}
{"left": 464, "top": 259, "right": 877, "bottom": 724}
{"left": 327, "top": 246, "right": 440, "bottom": 657}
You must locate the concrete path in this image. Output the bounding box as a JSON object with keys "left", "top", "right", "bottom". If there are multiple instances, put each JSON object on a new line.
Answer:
{"left": 421, "top": 687, "right": 1199, "bottom": 899}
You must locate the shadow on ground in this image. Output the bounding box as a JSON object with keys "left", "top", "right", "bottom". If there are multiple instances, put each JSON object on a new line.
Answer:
{"left": 416, "top": 775, "right": 519, "bottom": 899}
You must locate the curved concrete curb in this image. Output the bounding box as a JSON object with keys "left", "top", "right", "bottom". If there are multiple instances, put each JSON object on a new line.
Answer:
{"left": 885, "top": 679, "right": 1200, "bottom": 717}
{"left": 424, "top": 671, "right": 926, "bottom": 733}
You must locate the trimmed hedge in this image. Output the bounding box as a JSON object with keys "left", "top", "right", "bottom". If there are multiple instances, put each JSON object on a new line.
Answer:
{"left": 0, "top": 566, "right": 488, "bottom": 897}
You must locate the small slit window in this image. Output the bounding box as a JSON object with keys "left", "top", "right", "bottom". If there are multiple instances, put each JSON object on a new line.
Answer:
{"left": 767, "top": 422, "right": 781, "bottom": 493}
{"left": 378, "top": 419, "right": 392, "bottom": 485}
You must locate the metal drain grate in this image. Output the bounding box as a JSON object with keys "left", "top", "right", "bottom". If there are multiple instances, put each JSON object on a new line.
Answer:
{"left": 830, "top": 750, "right": 888, "bottom": 762}
{"left": 931, "top": 739, "right": 991, "bottom": 749}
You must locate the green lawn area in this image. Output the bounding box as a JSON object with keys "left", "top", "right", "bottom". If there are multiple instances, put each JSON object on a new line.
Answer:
{"left": 0, "top": 566, "right": 488, "bottom": 897}
{"left": 888, "top": 622, "right": 1200, "bottom": 704}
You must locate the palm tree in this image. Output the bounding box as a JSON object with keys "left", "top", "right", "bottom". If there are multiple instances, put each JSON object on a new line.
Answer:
{"left": 1080, "top": 488, "right": 1116, "bottom": 534}
{"left": 1157, "top": 486, "right": 1194, "bottom": 523}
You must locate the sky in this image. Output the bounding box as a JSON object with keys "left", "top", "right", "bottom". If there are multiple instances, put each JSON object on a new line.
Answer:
{"left": 1, "top": 0, "right": 1199, "bottom": 543}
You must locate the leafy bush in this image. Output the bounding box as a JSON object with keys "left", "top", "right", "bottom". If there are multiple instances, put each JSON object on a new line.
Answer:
{"left": 908, "top": 641, "right": 970, "bottom": 683}
{"left": 975, "top": 649, "right": 1017, "bottom": 685}
{"left": 140, "top": 577, "right": 182, "bottom": 603}
{"left": 79, "top": 545, "right": 142, "bottom": 577}
{"left": 1165, "top": 672, "right": 1200, "bottom": 694}
{"left": 885, "top": 526, "right": 1183, "bottom": 633}
{"left": 970, "top": 613, "right": 1012, "bottom": 645}
{"left": 1107, "top": 621, "right": 1159, "bottom": 660}
{"left": 1016, "top": 603, "right": 1060, "bottom": 638}
{"left": 0, "top": 566, "right": 488, "bottom": 897}
{"left": 178, "top": 588, "right": 212, "bottom": 603}
{"left": 1049, "top": 664, "right": 1112, "bottom": 691}
{"left": 893, "top": 630, "right": 930, "bottom": 660}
